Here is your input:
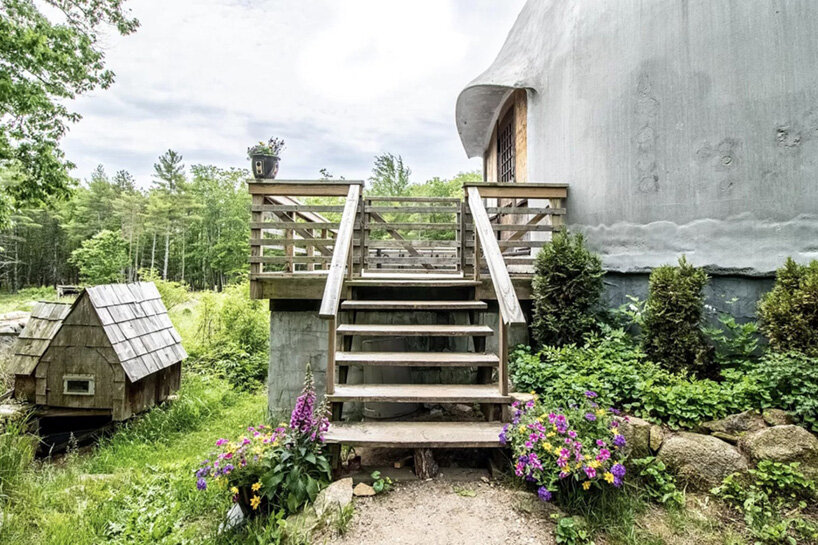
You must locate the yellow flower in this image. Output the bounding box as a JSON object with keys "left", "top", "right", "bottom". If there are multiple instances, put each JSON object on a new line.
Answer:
{"left": 251, "top": 481, "right": 262, "bottom": 492}
{"left": 582, "top": 481, "right": 591, "bottom": 490}
{"left": 546, "top": 432, "right": 556, "bottom": 438}
{"left": 541, "top": 441, "right": 552, "bottom": 452}
{"left": 583, "top": 455, "right": 590, "bottom": 461}
{"left": 590, "top": 460, "right": 602, "bottom": 469}
{"left": 518, "top": 425, "right": 526, "bottom": 434}
{"left": 604, "top": 472, "right": 615, "bottom": 484}
{"left": 278, "top": 422, "right": 288, "bottom": 428}
{"left": 250, "top": 495, "right": 261, "bottom": 510}
{"left": 596, "top": 409, "right": 606, "bottom": 417}
{"left": 230, "top": 487, "right": 239, "bottom": 495}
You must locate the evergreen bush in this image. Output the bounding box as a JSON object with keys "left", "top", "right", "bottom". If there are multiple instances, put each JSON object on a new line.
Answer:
{"left": 642, "top": 256, "right": 711, "bottom": 374}
{"left": 531, "top": 232, "right": 604, "bottom": 348}
{"left": 757, "top": 258, "right": 818, "bottom": 356}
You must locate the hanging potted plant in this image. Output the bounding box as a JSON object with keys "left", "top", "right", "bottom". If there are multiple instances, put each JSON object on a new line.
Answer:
{"left": 248, "top": 137, "right": 285, "bottom": 179}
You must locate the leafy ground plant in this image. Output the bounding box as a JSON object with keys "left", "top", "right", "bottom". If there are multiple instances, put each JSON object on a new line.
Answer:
{"left": 371, "top": 471, "right": 393, "bottom": 494}
{"left": 713, "top": 460, "right": 818, "bottom": 544}
{"left": 630, "top": 456, "right": 684, "bottom": 508}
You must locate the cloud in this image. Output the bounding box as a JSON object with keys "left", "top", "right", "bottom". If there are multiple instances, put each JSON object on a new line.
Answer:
{"left": 61, "top": 0, "right": 527, "bottom": 187}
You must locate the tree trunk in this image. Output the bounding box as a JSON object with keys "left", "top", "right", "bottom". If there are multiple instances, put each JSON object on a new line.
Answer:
{"left": 180, "top": 233, "right": 186, "bottom": 283}
{"left": 163, "top": 232, "right": 170, "bottom": 280}
{"left": 151, "top": 233, "right": 156, "bottom": 272}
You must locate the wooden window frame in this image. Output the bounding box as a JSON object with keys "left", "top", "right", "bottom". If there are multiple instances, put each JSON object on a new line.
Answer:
{"left": 497, "top": 108, "right": 516, "bottom": 183}
{"left": 63, "top": 374, "right": 95, "bottom": 396}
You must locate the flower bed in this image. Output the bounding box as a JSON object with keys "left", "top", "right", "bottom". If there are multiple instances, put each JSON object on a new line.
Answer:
{"left": 501, "top": 392, "right": 628, "bottom": 502}
{"left": 194, "top": 366, "right": 331, "bottom": 516}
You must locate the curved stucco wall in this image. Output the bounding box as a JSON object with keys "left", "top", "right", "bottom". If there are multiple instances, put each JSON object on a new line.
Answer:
{"left": 458, "top": 0, "right": 818, "bottom": 274}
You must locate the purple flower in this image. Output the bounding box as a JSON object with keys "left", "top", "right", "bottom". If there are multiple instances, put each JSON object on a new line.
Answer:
{"left": 498, "top": 431, "right": 508, "bottom": 446}
{"left": 596, "top": 439, "right": 606, "bottom": 447}
{"left": 584, "top": 391, "right": 598, "bottom": 399}
{"left": 584, "top": 466, "right": 597, "bottom": 479}
{"left": 584, "top": 413, "right": 596, "bottom": 422}
{"left": 196, "top": 478, "right": 207, "bottom": 491}
{"left": 596, "top": 448, "right": 611, "bottom": 462}
{"left": 613, "top": 434, "right": 627, "bottom": 448}
{"left": 613, "top": 477, "right": 623, "bottom": 488}
{"left": 611, "top": 463, "right": 627, "bottom": 479}
{"left": 568, "top": 430, "right": 577, "bottom": 439}
{"left": 537, "top": 486, "right": 552, "bottom": 502}
{"left": 215, "top": 439, "right": 227, "bottom": 446}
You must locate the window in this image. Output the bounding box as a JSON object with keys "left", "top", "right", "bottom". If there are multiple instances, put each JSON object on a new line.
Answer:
{"left": 497, "top": 108, "right": 516, "bottom": 183}
{"left": 63, "top": 374, "right": 95, "bottom": 396}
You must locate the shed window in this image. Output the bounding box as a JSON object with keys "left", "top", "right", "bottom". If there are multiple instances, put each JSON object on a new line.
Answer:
{"left": 63, "top": 374, "right": 95, "bottom": 396}
{"left": 497, "top": 108, "right": 516, "bottom": 183}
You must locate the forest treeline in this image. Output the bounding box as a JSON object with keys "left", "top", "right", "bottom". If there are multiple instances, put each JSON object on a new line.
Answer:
{"left": 0, "top": 150, "right": 479, "bottom": 291}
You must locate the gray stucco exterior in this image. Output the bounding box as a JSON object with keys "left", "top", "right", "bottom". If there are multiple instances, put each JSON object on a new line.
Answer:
{"left": 457, "top": 0, "right": 818, "bottom": 276}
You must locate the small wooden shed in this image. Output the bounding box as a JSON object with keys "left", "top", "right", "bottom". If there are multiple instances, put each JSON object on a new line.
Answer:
{"left": 8, "top": 282, "right": 186, "bottom": 421}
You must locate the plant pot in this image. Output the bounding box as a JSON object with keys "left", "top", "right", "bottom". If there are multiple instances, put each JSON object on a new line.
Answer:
{"left": 250, "top": 155, "right": 280, "bottom": 179}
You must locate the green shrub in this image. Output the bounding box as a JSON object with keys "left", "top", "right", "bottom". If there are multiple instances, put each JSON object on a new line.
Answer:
{"left": 531, "top": 232, "right": 604, "bottom": 348}
{"left": 511, "top": 327, "right": 767, "bottom": 429}
{"left": 187, "top": 282, "right": 269, "bottom": 391}
{"left": 746, "top": 351, "right": 818, "bottom": 432}
{"left": 555, "top": 516, "right": 595, "bottom": 545}
{"left": 713, "top": 461, "right": 818, "bottom": 544}
{"left": 703, "top": 312, "right": 760, "bottom": 369}
{"left": 138, "top": 268, "right": 190, "bottom": 310}
{"left": 69, "top": 229, "right": 130, "bottom": 285}
{"left": 642, "top": 256, "right": 711, "bottom": 374}
{"left": 758, "top": 258, "right": 818, "bottom": 356}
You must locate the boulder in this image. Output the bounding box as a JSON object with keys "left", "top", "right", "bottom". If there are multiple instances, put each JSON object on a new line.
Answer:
{"left": 701, "top": 410, "right": 767, "bottom": 437}
{"left": 314, "top": 477, "right": 353, "bottom": 518}
{"left": 739, "top": 425, "right": 818, "bottom": 478}
{"left": 762, "top": 409, "right": 794, "bottom": 427}
{"left": 658, "top": 432, "right": 749, "bottom": 487}
{"left": 352, "top": 482, "right": 376, "bottom": 497}
{"left": 649, "top": 425, "right": 664, "bottom": 453}
{"left": 617, "top": 416, "right": 651, "bottom": 457}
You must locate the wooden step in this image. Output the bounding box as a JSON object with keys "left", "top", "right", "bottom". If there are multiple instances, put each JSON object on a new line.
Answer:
{"left": 324, "top": 421, "right": 504, "bottom": 448}
{"left": 346, "top": 279, "right": 480, "bottom": 288}
{"left": 340, "top": 300, "right": 488, "bottom": 311}
{"left": 327, "top": 383, "right": 509, "bottom": 403}
{"left": 336, "top": 324, "right": 494, "bottom": 337}
{"left": 335, "top": 351, "right": 499, "bottom": 367}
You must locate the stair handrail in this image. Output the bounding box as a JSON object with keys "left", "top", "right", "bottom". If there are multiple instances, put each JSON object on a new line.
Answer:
{"left": 319, "top": 183, "right": 361, "bottom": 319}
{"left": 465, "top": 186, "right": 525, "bottom": 327}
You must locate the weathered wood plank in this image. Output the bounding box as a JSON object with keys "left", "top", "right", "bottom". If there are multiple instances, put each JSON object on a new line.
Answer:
{"left": 250, "top": 256, "right": 332, "bottom": 264}
{"left": 466, "top": 187, "right": 525, "bottom": 326}
{"left": 366, "top": 240, "right": 459, "bottom": 248}
{"left": 248, "top": 180, "right": 363, "bottom": 197}
{"left": 465, "top": 223, "right": 558, "bottom": 232}
{"left": 337, "top": 324, "right": 493, "bottom": 337}
{"left": 339, "top": 300, "right": 487, "bottom": 311}
{"left": 365, "top": 206, "right": 459, "bottom": 214}
{"left": 486, "top": 207, "right": 566, "bottom": 215}
{"left": 250, "top": 222, "right": 348, "bottom": 230}
{"left": 252, "top": 204, "right": 346, "bottom": 213}
{"left": 365, "top": 196, "right": 460, "bottom": 203}
{"left": 368, "top": 223, "right": 457, "bottom": 231}
{"left": 327, "top": 384, "right": 508, "bottom": 404}
{"left": 324, "top": 421, "right": 504, "bottom": 448}
{"left": 318, "top": 184, "right": 361, "bottom": 319}
{"left": 364, "top": 256, "right": 459, "bottom": 265}
{"left": 334, "top": 351, "right": 498, "bottom": 366}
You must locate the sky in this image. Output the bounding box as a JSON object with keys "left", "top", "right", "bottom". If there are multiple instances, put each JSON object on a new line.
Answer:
{"left": 61, "top": 0, "right": 527, "bottom": 188}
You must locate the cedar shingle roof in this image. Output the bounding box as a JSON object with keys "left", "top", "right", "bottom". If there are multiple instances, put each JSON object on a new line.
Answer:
{"left": 84, "top": 282, "right": 187, "bottom": 382}
{"left": 6, "top": 301, "right": 72, "bottom": 375}
{"left": 6, "top": 282, "right": 186, "bottom": 382}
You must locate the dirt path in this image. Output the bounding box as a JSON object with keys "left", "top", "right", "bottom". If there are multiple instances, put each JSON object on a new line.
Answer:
{"left": 325, "top": 478, "right": 556, "bottom": 545}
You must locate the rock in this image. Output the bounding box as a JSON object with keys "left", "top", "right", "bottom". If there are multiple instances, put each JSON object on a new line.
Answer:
{"left": 658, "top": 432, "right": 749, "bottom": 487}
{"left": 314, "top": 478, "right": 353, "bottom": 518}
{"left": 447, "top": 403, "right": 474, "bottom": 416}
{"left": 701, "top": 410, "right": 767, "bottom": 437}
{"left": 762, "top": 409, "right": 794, "bottom": 427}
{"left": 711, "top": 432, "right": 740, "bottom": 445}
{"left": 739, "top": 425, "right": 818, "bottom": 478}
{"left": 217, "top": 504, "right": 245, "bottom": 534}
{"left": 649, "top": 425, "right": 664, "bottom": 453}
{"left": 283, "top": 509, "right": 320, "bottom": 543}
{"left": 617, "top": 416, "right": 651, "bottom": 457}
{"left": 353, "top": 482, "right": 376, "bottom": 497}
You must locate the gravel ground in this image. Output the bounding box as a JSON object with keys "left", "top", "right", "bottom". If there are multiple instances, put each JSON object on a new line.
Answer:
{"left": 324, "top": 478, "right": 556, "bottom": 545}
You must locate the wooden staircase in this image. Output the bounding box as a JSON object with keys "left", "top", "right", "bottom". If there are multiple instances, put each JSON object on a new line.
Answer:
{"left": 323, "top": 276, "right": 511, "bottom": 450}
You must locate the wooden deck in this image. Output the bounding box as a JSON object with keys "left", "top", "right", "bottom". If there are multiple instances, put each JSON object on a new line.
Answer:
{"left": 247, "top": 180, "right": 568, "bottom": 459}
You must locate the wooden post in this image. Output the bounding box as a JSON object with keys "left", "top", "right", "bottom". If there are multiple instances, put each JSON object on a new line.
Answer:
{"left": 414, "top": 448, "right": 439, "bottom": 479}
{"left": 473, "top": 233, "right": 481, "bottom": 282}
{"left": 499, "top": 318, "right": 509, "bottom": 396}
{"left": 327, "top": 316, "right": 336, "bottom": 395}
{"left": 551, "top": 198, "right": 564, "bottom": 232}
{"left": 250, "top": 195, "right": 264, "bottom": 276}
{"left": 306, "top": 227, "right": 315, "bottom": 272}
{"left": 285, "top": 211, "right": 294, "bottom": 273}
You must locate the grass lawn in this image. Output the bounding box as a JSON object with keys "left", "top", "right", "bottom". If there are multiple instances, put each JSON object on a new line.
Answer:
{"left": 0, "top": 374, "right": 268, "bottom": 545}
